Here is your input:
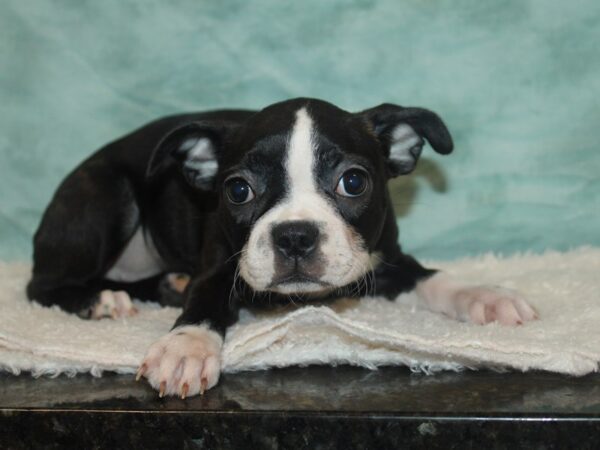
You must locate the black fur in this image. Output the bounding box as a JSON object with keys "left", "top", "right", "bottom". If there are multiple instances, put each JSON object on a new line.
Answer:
{"left": 27, "top": 98, "right": 453, "bottom": 338}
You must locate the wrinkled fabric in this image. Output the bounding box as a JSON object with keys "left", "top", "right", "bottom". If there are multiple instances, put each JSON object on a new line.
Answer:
{"left": 1, "top": 0, "right": 599, "bottom": 260}
{"left": 1, "top": 248, "right": 599, "bottom": 377}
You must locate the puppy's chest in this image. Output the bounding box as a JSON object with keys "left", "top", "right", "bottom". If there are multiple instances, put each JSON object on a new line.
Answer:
{"left": 104, "top": 227, "right": 165, "bottom": 282}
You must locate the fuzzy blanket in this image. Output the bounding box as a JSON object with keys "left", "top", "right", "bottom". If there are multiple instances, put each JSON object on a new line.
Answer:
{"left": 1, "top": 248, "right": 599, "bottom": 378}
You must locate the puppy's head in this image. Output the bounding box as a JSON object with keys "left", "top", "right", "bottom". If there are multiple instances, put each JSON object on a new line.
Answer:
{"left": 148, "top": 99, "right": 453, "bottom": 294}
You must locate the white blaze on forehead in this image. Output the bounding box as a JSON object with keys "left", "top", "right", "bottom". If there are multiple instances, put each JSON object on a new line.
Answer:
{"left": 286, "top": 108, "right": 317, "bottom": 199}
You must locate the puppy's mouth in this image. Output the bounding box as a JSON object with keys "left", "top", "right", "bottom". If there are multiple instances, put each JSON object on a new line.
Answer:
{"left": 267, "top": 272, "right": 332, "bottom": 294}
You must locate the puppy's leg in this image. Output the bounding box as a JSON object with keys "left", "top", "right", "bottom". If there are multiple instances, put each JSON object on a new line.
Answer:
{"left": 138, "top": 269, "right": 237, "bottom": 398}
{"left": 415, "top": 273, "right": 537, "bottom": 325}
{"left": 138, "top": 324, "right": 222, "bottom": 398}
{"left": 88, "top": 289, "right": 137, "bottom": 320}
{"left": 93, "top": 272, "right": 187, "bottom": 308}
{"left": 76, "top": 273, "right": 189, "bottom": 319}
{"left": 373, "top": 245, "right": 536, "bottom": 326}
{"left": 157, "top": 273, "right": 190, "bottom": 307}
{"left": 27, "top": 164, "right": 139, "bottom": 316}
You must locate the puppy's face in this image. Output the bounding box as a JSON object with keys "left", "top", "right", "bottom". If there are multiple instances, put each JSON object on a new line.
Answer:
{"left": 222, "top": 104, "right": 386, "bottom": 294}
{"left": 148, "top": 99, "right": 453, "bottom": 294}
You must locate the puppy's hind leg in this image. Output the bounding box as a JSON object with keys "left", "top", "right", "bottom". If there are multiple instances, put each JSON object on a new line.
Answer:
{"left": 27, "top": 164, "right": 139, "bottom": 317}
{"left": 93, "top": 272, "right": 189, "bottom": 318}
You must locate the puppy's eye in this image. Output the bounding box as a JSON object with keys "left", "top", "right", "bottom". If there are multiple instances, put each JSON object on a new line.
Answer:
{"left": 225, "top": 178, "right": 255, "bottom": 204}
{"left": 336, "top": 169, "right": 368, "bottom": 197}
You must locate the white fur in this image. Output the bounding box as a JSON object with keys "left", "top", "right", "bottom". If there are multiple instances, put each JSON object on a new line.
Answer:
{"left": 238, "top": 108, "right": 371, "bottom": 292}
{"left": 185, "top": 137, "right": 218, "bottom": 178}
{"left": 415, "top": 273, "right": 537, "bottom": 325}
{"left": 90, "top": 290, "right": 137, "bottom": 320}
{"left": 104, "top": 228, "right": 164, "bottom": 283}
{"left": 390, "top": 123, "right": 423, "bottom": 164}
{"left": 139, "top": 324, "right": 222, "bottom": 397}
{"left": 187, "top": 137, "right": 212, "bottom": 160}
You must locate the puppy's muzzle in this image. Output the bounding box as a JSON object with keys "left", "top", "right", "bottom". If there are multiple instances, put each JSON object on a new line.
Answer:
{"left": 271, "top": 220, "right": 320, "bottom": 261}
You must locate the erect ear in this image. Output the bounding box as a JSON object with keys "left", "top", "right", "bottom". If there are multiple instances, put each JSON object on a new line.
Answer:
{"left": 359, "top": 103, "right": 454, "bottom": 176}
{"left": 146, "top": 122, "right": 232, "bottom": 190}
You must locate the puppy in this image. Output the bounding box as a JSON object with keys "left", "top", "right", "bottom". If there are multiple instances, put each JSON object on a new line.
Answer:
{"left": 27, "top": 98, "right": 537, "bottom": 398}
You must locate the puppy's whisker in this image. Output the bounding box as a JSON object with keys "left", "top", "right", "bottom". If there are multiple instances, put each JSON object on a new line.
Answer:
{"left": 287, "top": 294, "right": 299, "bottom": 308}
{"left": 365, "top": 260, "right": 376, "bottom": 297}
{"left": 358, "top": 273, "right": 367, "bottom": 297}
{"left": 350, "top": 274, "right": 362, "bottom": 298}
{"left": 224, "top": 249, "right": 246, "bottom": 265}
{"left": 229, "top": 263, "right": 242, "bottom": 308}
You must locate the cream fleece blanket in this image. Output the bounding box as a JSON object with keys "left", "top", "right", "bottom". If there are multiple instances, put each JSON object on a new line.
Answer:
{"left": 1, "top": 248, "right": 599, "bottom": 378}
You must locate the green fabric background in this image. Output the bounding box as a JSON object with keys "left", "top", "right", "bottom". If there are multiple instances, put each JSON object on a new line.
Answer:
{"left": 1, "top": 0, "right": 598, "bottom": 261}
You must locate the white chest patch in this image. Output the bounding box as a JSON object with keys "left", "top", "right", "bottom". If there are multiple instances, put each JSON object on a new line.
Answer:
{"left": 104, "top": 227, "right": 165, "bottom": 282}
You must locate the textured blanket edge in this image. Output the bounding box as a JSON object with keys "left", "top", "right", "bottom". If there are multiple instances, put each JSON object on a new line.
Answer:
{"left": 1, "top": 247, "right": 599, "bottom": 378}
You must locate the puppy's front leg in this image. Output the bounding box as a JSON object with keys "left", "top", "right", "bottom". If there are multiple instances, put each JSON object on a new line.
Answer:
{"left": 138, "top": 271, "right": 237, "bottom": 398}
{"left": 374, "top": 246, "right": 537, "bottom": 326}
{"left": 415, "top": 272, "right": 537, "bottom": 326}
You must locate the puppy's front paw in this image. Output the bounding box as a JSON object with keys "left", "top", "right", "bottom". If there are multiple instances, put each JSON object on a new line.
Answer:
{"left": 90, "top": 290, "right": 138, "bottom": 319}
{"left": 137, "top": 325, "right": 223, "bottom": 398}
{"left": 416, "top": 274, "right": 538, "bottom": 326}
{"left": 453, "top": 286, "right": 537, "bottom": 326}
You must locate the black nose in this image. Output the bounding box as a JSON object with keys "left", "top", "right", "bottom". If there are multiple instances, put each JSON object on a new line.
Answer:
{"left": 271, "top": 221, "right": 320, "bottom": 260}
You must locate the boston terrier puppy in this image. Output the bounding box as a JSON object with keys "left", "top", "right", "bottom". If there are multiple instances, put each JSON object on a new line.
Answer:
{"left": 27, "top": 98, "right": 537, "bottom": 398}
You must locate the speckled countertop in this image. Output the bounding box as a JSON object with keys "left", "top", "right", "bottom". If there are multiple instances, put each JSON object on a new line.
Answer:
{"left": 1, "top": 367, "right": 599, "bottom": 449}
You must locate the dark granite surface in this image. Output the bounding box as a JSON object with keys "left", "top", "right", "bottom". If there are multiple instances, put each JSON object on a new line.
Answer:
{"left": 1, "top": 367, "right": 599, "bottom": 449}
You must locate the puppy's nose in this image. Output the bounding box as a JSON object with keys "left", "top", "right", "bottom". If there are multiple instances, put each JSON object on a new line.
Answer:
{"left": 271, "top": 221, "right": 320, "bottom": 260}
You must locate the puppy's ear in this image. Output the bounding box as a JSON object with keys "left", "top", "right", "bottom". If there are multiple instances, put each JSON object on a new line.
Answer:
{"left": 147, "top": 122, "right": 232, "bottom": 190}
{"left": 359, "top": 104, "right": 453, "bottom": 176}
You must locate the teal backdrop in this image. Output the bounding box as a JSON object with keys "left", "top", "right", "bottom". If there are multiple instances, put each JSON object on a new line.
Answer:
{"left": 1, "top": 0, "right": 599, "bottom": 261}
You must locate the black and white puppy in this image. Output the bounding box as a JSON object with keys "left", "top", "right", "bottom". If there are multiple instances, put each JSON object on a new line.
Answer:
{"left": 27, "top": 98, "right": 536, "bottom": 398}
